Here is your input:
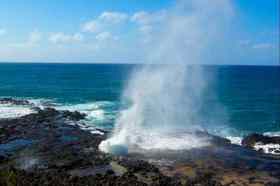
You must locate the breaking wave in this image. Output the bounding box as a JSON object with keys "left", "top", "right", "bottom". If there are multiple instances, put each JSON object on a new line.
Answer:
{"left": 0, "top": 104, "right": 35, "bottom": 119}
{"left": 0, "top": 97, "right": 118, "bottom": 131}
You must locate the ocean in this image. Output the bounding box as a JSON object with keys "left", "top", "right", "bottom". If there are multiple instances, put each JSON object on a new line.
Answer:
{"left": 0, "top": 63, "right": 279, "bottom": 143}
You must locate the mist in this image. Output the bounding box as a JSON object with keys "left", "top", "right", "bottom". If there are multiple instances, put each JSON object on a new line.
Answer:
{"left": 99, "top": 0, "right": 234, "bottom": 154}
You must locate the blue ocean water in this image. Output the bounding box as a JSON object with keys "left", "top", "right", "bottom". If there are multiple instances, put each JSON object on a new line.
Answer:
{"left": 0, "top": 63, "right": 279, "bottom": 138}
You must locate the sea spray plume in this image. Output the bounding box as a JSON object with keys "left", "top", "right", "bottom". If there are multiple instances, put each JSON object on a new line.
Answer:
{"left": 99, "top": 0, "right": 234, "bottom": 154}
{"left": 99, "top": 66, "right": 210, "bottom": 154}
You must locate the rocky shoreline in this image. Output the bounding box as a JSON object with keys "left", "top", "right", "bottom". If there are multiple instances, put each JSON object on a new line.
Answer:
{"left": 0, "top": 98, "right": 280, "bottom": 186}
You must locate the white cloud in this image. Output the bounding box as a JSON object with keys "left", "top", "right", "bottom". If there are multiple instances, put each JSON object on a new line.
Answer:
{"left": 239, "top": 40, "right": 275, "bottom": 51}
{"left": 1, "top": 2, "right": 277, "bottom": 65}
{"left": 95, "top": 31, "right": 117, "bottom": 41}
{"left": 252, "top": 43, "right": 273, "bottom": 49}
{"left": 73, "top": 33, "right": 84, "bottom": 41}
{"left": 49, "top": 32, "right": 83, "bottom": 44}
{"left": 82, "top": 11, "right": 128, "bottom": 33}
{"left": 28, "top": 30, "right": 42, "bottom": 45}
{"left": 139, "top": 25, "right": 153, "bottom": 34}
{"left": 11, "top": 30, "right": 42, "bottom": 48}
{"left": 131, "top": 11, "right": 154, "bottom": 42}
{"left": 0, "top": 28, "right": 6, "bottom": 36}
{"left": 131, "top": 11, "right": 151, "bottom": 25}
{"left": 99, "top": 11, "right": 128, "bottom": 24}
{"left": 130, "top": 10, "right": 167, "bottom": 43}
{"left": 131, "top": 10, "right": 166, "bottom": 25}
{"left": 82, "top": 20, "right": 101, "bottom": 33}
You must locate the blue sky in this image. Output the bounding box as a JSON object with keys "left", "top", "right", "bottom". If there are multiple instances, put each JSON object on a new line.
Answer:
{"left": 0, "top": 0, "right": 279, "bottom": 65}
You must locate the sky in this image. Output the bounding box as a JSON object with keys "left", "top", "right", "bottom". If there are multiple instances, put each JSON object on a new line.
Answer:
{"left": 0, "top": 0, "right": 279, "bottom": 65}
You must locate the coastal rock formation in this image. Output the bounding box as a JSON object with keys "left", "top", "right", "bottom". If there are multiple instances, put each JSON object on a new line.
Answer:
{"left": 0, "top": 106, "right": 181, "bottom": 185}
{"left": 62, "top": 110, "right": 87, "bottom": 121}
{"left": 0, "top": 99, "right": 280, "bottom": 185}
{"left": 0, "top": 98, "right": 31, "bottom": 106}
{"left": 242, "top": 133, "right": 280, "bottom": 154}
{"left": 242, "top": 133, "right": 280, "bottom": 147}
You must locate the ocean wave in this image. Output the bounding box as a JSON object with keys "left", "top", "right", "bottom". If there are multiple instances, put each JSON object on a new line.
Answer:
{"left": 264, "top": 131, "right": 280, "bottom": 137}
{"left": 256, "top": 131, "right": 280, "bottom": 155}
{"left": 0, "top": 98, "right": 118, "bottom": 127}
{"left": 226, "top": 136, "right": 242, "bottom": 145}
{"left": 0, "top": 104, "right": 35, "bottom": 119}
{"left": 28, "top": 98, "right": 58, "bottom": 109}
{"left": 56, "top": 101, "right": 115, "bottom": 111}
{"left": 254, "top": 143, "right": 280, "bottom": 155}
{"left": 226, "top": 131, "right": 280, "bottom": 155}
{"left": 0, "top": 98, "right": 57, "bottom": 119}
{"left": 55, "top": 101, "right": 118, "bottom": 129}
{"left": 66, "top": 121, "right": 105, "bottom": 135}
{"left": 226, "top": 131, "right": 280, "bottom": 146}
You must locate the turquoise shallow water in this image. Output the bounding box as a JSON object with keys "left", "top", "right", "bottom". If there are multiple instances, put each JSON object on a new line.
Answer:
{"left": 0, "top": 63, "right": 279, "bottom": 137}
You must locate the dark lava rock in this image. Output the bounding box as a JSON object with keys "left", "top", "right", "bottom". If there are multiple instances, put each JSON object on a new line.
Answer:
{"left": 0, "top": 166, "right": 185, "bottom": 186}
{"left": 185, "top": 171, "right": 221, "bottom": 186}
{"left": 0, "top": 98, "right": 31, "bottom": 106}
{"left": 195, "top": 131, "right": 231, "bottom": 146}
{"left": 62, "top": 110, "right": 86, "bottom": 121}
{"left": 242, "top": 133, "right": 280, "bottom": 148}
{"left": 0, "top": 106, "right": 202, "bottom": 185}
{"left": 37, "top": 107, "right": 59, "bottom": 117}
{"left": 118, "top": 158, "right": 160, "bottom": 173}
{"left": 0, "top": 101, "right": 279, "bottom": 185}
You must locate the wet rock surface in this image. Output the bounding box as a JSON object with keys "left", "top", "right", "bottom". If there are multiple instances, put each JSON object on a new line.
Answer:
{"left": 241, "top": 133, "right": 280, "bottom": 155}
{"left": 242, "top": 133, "right": 280, "bottom": 147}
{"left": 0, "top": 98, "right": 31, "bottom": 106}
{"left": 0, "top": 99, "right": 280, "bottom": 185}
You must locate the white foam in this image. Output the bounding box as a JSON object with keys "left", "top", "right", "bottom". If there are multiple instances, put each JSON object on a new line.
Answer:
{"left": 77, "top": 123, "right": 105, "bottom": 135}
{"left": 56, "top": 101, "right": 113, "bottom": 112}
{"left": 99, "top": 130, "right": 210, "bottom": 153}
{"left": 0, "top": 104, "right": 35, "bottom": 119}
{"left": 226, "top": 136, "right": 242, "bottom": 145}
{"left": 264, "top": 131, "right": 280, "bottom": 137}
{"left": 0, "top": 98, "right": 59, "bottom": 119}
{"left": 226, "top": 133, "right": 280, "bottom": 155}
{"left": 254, "top": 131, "right": 280, "bottom": 155}
{"left": 87, "top": 109, "right": 106, "bottom": 121}
{"left": 90, "top": 130, "right": 105, "bottom": 135}
{"left": 56, "top": 101, "right": 116, "bottom": 125}
{"left": 138, "top": 133, "right": 210, "bottom": 151}
{"left": 0, "top": 98, "right": 108, "bottom": 135}
{"left": 28, "top": 98, "right": 56, "bottom": 109}
{"left": 48, "top": 101, "right": 116, "bottom": 134}
{"left": 254, "top": 142, "right": 280, "bottom": 155}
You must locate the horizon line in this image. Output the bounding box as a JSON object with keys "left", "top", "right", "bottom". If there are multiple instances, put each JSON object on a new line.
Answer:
{"left": 0, "top": 61, "right": 279, "bottom": 66}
